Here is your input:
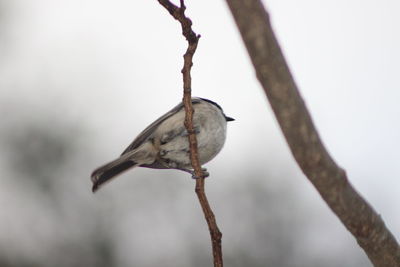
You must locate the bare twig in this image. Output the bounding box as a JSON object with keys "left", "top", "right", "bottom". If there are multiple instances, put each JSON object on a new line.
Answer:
{"left": 157, "top": 1, "right": 223, "bottom": 266}
{"left": 225, "top": 0, "right": 400, "bottom": 266}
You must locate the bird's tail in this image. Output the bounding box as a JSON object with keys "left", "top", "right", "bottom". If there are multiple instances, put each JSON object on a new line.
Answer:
{"left": 91, "top": 156, "right": 139, "bottom": 193}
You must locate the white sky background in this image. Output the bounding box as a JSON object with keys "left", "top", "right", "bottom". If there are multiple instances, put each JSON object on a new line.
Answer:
{"left": 0, "top": 0, "right": 399, "bottom": 266}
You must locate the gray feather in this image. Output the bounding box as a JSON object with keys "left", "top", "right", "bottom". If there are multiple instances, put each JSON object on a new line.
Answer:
{"left": 121, "top": 98, "right": 203, "bottom": 155}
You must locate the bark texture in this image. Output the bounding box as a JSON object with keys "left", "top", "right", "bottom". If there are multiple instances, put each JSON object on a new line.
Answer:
{"left": 225, "top": 0, "right": 400, "bottom": 266}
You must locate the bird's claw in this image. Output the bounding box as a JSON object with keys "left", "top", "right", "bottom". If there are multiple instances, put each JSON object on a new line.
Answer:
{"left": 191, "top": 168, "right": 209, "bottom": 179}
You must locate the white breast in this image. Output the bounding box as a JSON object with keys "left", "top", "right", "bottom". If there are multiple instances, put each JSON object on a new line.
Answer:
{"left": 156, "top": 101, "right": 228, "bottom": 169}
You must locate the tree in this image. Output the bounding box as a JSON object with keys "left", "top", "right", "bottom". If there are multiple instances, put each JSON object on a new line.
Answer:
{"left": 158, "top": 0, "right": 400, "bottom": 266}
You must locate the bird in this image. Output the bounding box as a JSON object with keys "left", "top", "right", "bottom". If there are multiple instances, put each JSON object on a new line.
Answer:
{"left": 91, "top": 97, "right": 234, "bottom": 192}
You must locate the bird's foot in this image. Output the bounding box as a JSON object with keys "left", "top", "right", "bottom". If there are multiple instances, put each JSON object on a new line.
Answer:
{"left": 191, "top": 168, "right": 209, "bottom": 179}
{"left": 176, "top": 167, "right": 209, "bottom": 179}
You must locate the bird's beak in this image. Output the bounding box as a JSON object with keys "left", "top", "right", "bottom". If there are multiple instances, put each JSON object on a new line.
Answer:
{"left": 225, "top": 116, "right": 235, "bottom": 122}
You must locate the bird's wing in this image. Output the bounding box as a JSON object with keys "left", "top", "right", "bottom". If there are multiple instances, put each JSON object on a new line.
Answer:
{"left": 121, "top": 98, "right": 202, "bottom": 155}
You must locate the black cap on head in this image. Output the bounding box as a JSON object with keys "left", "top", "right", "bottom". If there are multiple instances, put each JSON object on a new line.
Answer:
{"left": 199, "top": 97, "right": 234, "bottom": 122}
{"left": 199, "top": 98, "right": 222, "bottom": 110}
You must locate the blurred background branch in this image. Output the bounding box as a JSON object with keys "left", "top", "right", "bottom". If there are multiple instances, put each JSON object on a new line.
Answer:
{"left": 225, "top": 0, "right": 400, "bottom": 266}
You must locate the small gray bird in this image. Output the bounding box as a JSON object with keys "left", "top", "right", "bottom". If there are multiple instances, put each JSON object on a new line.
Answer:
{"left": 91, "top": 97, "right": 234, "bottom": 192}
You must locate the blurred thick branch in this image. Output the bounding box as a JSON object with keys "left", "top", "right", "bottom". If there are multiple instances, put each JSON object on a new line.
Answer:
{"left": 225, "top": 0, "right": 400, "bottom": 266}
{"left": 157, "top": 1, "right": 223, "bottom": 266}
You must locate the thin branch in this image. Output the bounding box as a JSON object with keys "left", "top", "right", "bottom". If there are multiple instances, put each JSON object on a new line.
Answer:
{"left": 225, "top": 0, "right": 400, "bottom": 266}
{"left": 157, "top": 1, "right": 223, "bottom": 266}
